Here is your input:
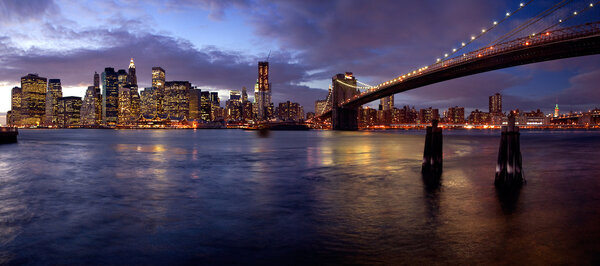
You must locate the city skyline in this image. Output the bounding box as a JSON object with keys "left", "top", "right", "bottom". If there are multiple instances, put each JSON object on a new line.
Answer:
{"left": 1, "top": 0, "right": 599, "bottom": 115}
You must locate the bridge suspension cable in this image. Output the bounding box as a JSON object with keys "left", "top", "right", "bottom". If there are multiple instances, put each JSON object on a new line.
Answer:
{"left": 536, "top": 1, "right": 599, "bottom": 34}
{"left": 489, "top": 0, "right": 574, "bottom": 46}
{"left": 335, "top": 79, "right": 374, "bottom": 90}
{"left": 437, "top": 0, "right": 535, "bottom": 62}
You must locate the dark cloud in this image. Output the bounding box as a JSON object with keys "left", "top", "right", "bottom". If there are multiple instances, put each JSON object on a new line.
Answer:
{"left": 0, "top": 0, "right": 57, "bottom": 23}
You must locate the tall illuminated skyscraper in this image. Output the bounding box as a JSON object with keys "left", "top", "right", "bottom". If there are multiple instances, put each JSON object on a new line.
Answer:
{"left": 102, "top": 67, "right": 118, "bottom": 125}
{"left": 127, "top": 58, "right": 137, "bottom": 86}
{"left": 140, "top": 87, "right": 157, "bottom": 117}
{"left": 255, "top": 61, "right": 272, "bottom": 120}
{"left": 164, "top": 81, "right": 190, "bottom": 119}
{"left": 152, "top": 67, "right": 166, "bottom": 115}
{"left": 554, "top": 104, "right": 559, "bottom": 117}
{"left": 20, "top": 73, "right": 47, "bottom": 126}
{"left": 8, "top": 86, "right": 22, "bottom": 126}
{"left": 200, "top": 91, "right": 211, "bottom": 121}
{"left": 44, "top": 79, "right": 62, "bottom": 125}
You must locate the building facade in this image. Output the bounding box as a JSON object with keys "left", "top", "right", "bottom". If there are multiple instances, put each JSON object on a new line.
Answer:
{"left": 20, "top": 74, "right": 47, "bottom": 126}
{"left": 57, "top": 96, "right": 82, "bottom": 127}
{"left": 164, "top": 81, "right": 191, "bottom": 119}
{"left": 102, "top": 68, "right": 119, "bottom": 125}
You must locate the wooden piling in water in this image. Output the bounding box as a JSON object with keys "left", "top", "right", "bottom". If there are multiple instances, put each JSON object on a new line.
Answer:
{"left": 495, "top": 115, "right": 524, "bottom": 188}
{"left": 422, "top": 120, "right": 443, "bottom": 176}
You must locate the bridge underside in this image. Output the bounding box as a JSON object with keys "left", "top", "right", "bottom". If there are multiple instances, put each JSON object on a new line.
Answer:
{"left": 319, "top": 34, "right": 600, "bottom": 125}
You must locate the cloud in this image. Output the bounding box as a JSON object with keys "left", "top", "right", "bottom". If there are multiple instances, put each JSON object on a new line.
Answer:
{"left": 0, "top": 0, "right": 58, "bottom": 24}
{"left": 165, "top": 0, "right": 250, "bottom": 20}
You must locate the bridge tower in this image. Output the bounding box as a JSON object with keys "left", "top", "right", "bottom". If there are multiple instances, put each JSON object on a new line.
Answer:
{"left": 331, "top": 72, "right": 360, "bottom": 130}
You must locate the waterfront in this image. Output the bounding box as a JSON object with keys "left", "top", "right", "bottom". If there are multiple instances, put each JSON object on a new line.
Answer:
{"left": 1, "top": 129, "right": 599, "bottom": 264}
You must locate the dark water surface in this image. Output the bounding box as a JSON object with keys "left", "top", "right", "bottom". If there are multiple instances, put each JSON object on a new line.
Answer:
{"left": 0, "top": 129, "right": 599, "bottom": 265}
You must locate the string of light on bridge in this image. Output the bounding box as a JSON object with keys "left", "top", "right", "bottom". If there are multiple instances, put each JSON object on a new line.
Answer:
{"left": 438, "top": 0, "right": 535, "bottom": 62}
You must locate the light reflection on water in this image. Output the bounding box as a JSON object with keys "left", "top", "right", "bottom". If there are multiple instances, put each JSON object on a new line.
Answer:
{"left": 0, "top": 129, "right": 599, "bottom": 264}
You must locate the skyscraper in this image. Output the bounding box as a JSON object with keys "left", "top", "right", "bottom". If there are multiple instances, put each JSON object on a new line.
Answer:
{"left": 241, "top": 87, "right": 248, "bottom": 102}
{"left": 189, "top": 88, "right": 201, "bottom": 120}
{"left": 380, "top": 95, "right": 394, "bottom": 111}
{"left": 127, "top": 58, "right": 137, "bottom": 86}
{"left": 44, "top": 79, "right": 62, "bottom": 126}
{"left": 140, "top": 87, "right": 157, "bottom": 117}
{"left": 164, "top": 81, "right": 191, "bottom": 119}
{"left": 118, "top": 84, "right": 140, "bottom": 125}
{"left": 152, "top": 67, "right": 166, "bottom": 115}
{"left": 200, "top": 91, "right": 211, "bottom": 121}
{"left": 57, "top": 96, "right": 82, "bottom": 127}
{"left": 8, "top": 86, "right": 22, "bottom": 126}
{"left": 554, "top": 104, "right": 559, "bottom": 117}
{"left": 81, "top": 85, "right": 101, "bottom": 126}
{"left": 255, "top": 61, "right": 272, "bottom": 120}
{"left": 20, "top": 73, "right": 47, "bottom": 126}
{"left": 226, "top": 90, "right": 242, "bottom": 121}
{"left": 489, "top": 93, "right": 502, "bottom": 114}
{"left": 102, "top": 68, "right": 118, "bottom": 125}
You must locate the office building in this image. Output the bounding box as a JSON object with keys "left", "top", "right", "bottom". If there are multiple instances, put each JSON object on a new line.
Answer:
{"left": 140, "top": 87, "right": 157, "bottom": 117}
{"left": 20, "top": 73, "right": 47, "bottom": 126}
{"left": 128, "top": 58, "right": 137, "bottom": 86}
{"left": 57, "top": 96, "right": 82, "bottom": 127}
{"left": 254, "top": 61, "right": 273, "bottom": 120}
{"left": 44, "top": 79, "right": 62, "bottom": 125}
{"left": 8, "top": 87, "right": 22, "bottom": 126}
{"left": 152, "top": 67, "right": 166, "bottom": 114}
{"left": 489, "top": 93, "right": 502, "bottom": 114}
{"left": 164, "top": 81, "right": 190, "bottom": 119}
{"left": 102, "top": 68, "right": 119, "bottom": 125}
{"left": 418, "top": 107, "right": 439, "bottom": 124}
{"left": 445, "top": 106, "right": 465, "bottom": 124}
{"left": 276, "top": 101, "right": 304, "bottom": 121}
{"left": 200, "top": 91, "right": 211, "bottom": 121}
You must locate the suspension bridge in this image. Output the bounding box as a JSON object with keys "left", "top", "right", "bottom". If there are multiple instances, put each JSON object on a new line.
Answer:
{"left": 312, "top": 1, "right": 600, "bottom": 130}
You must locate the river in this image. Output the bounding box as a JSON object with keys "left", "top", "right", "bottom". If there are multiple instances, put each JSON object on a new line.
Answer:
{"left": 0, "top": 129, "right": 599, "bottom": 264}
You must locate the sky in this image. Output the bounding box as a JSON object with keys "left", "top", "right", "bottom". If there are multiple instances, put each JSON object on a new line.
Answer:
{"left": 0, "top": 0, "right": 599, "bottom": 114}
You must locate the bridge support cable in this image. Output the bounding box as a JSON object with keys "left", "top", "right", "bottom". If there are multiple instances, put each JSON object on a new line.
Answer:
{"left": 439, "top": 0, "right": 535, "bottom": 61}
{"left": 490, "top": 0, "right": 574, "bottom": 46}
{"left": 536, "top": 1, "right": 600, "bottom": 34}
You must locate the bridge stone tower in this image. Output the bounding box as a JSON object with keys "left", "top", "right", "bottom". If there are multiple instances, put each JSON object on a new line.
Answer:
{"left": 331, "top": 73, "right": 360, "bottom": 130}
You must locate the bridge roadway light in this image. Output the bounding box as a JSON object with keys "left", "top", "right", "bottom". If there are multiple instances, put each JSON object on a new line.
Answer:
{"left": 573, "top": 11, "right": 578, "bottom": 15}
{"left": 506, "top": 12, "right": 510, "bottom": 16}
{"left": 520, "top": 3, "right": 524, "bottom": 7}
{"left": 493, "top": 21, "right": 498, "bottom": 25}
{"left": 471, "top": 36, "right": 476, "bottom": 40}
{"left": 461, "top": 42, "right": 466, "bottom": 46}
